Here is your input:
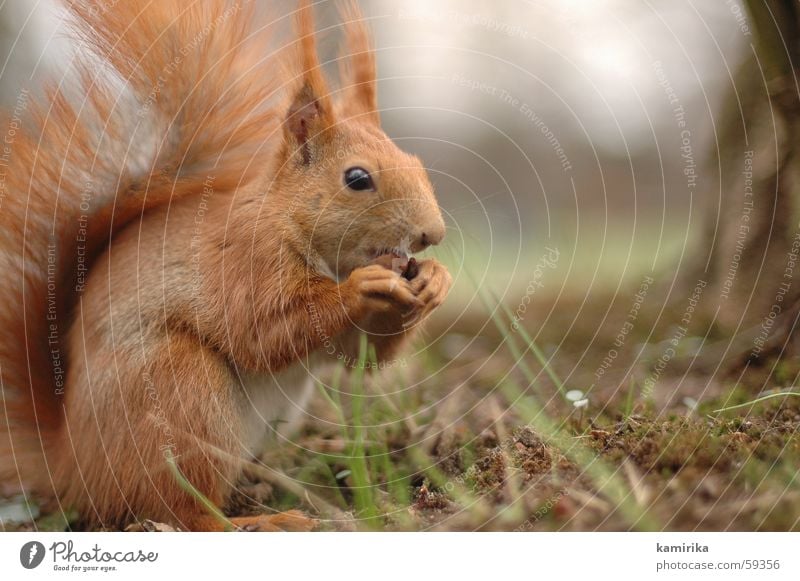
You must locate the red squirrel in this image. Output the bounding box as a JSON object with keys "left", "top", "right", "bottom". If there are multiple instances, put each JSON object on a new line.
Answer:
{"left": 0, "top": 0, "right": 450, "bottom": 531}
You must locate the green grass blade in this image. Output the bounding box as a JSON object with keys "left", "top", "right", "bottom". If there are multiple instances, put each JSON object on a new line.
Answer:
{"left": 165, "top": 450, "right": 233, "bottom": 531}
{"left": 713, "top": 391, "right": 800, "bottom": 413}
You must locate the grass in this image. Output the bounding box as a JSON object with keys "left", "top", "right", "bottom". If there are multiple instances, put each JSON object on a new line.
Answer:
{"left": 165, "top": 450, "right": 233, "bottom": 531}
{"left": 713, "top": 390, "right": 800, "bottom": 414}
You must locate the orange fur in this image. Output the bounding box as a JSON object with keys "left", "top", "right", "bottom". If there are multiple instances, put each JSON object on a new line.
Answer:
{"left": 0, "top": 0, "right": 449, "bottom": 531}
{"left": 337, "top": 0, "right": 379, "bottom": 124}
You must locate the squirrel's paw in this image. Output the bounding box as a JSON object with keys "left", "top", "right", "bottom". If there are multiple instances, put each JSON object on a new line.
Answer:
{"left": 345, "top": 264, "right": 422, "bottom": 316}
{"left": 403, "top": 259, "right": 452, "bottom": 328}
{"left": 230, "top": 510, "right": 317, "bottom": 532}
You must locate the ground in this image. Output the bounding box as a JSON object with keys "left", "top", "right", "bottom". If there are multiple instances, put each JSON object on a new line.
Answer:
{"left": 3, "top": 283, "right": 799, "bottom": 532}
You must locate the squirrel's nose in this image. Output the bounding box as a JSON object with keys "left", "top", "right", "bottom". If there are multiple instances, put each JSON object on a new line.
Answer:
{"left": 417, "top": 217, "right": 446, "bottom": 249}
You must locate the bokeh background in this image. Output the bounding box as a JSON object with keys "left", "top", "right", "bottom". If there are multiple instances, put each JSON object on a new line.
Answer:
{"left": 0, "top": 0, "right": 748, "bottom": 293}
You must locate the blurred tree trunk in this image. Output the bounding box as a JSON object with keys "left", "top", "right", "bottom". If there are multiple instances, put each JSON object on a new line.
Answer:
{"left": 692, "top": 0, "right": 800, "bottom": 364}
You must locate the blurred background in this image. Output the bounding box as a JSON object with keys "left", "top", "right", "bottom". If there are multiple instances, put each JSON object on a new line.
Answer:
{"left": 0, "top": 0, "right": 749, "bottom": 295}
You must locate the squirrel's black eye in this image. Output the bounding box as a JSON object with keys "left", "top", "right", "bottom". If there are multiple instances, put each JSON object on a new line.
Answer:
{"left": 344, "top": 167, "right": 375, "bottom": 192}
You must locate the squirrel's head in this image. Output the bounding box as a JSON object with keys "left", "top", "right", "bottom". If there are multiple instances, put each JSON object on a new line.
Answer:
{"left": 274, "top": 0, "right": 445, "bottom": 280}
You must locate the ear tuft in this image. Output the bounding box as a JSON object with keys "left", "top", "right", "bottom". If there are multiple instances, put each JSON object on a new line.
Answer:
{"left": 338, "top": 0, "right": 379, "bottom": 125}
{"left": 283, "top": 0, "right": 336, "bottom": 164}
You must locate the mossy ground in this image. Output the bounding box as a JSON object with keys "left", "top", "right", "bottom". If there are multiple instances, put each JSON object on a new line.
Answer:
{"left": 241, "top": 288, "right": 800, "bottom": 532}
{"left": 4, "top": 288, "right": 799, "bottom": 532}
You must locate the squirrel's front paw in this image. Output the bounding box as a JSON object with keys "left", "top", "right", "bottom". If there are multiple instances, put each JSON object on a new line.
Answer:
{"left": 382, "top": 258, "right": 453, "bottom": 328}
{"left": 344, "top": 264, "right": 422, "bottom": 318}
{"left": 404, "top": 259, "right": 452, "bottom": 326}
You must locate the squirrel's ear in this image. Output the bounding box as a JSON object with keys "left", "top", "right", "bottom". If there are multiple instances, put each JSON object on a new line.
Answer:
{"left": 337, "top": 0, "right": 379, "bottom": 126}
{"left": 284, "top": 0, "right": 336, "bottom": 164}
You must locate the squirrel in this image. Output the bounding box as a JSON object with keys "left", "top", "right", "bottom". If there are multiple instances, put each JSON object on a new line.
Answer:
{"left": 0, "top": 0, "right": 450, "bottom": 531}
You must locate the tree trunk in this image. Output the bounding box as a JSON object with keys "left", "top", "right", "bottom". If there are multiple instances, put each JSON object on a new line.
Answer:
{"left": 693, "top": 0, "right": 800, "bottom": 365}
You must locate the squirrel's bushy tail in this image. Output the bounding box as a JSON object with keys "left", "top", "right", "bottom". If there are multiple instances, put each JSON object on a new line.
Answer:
{"left": 0, "top": 0, "right": 284, "bottom": 499}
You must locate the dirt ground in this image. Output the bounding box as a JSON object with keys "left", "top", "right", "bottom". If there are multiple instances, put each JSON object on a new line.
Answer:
{"left": 4, "top": 287, "right": 799, "bottom": 532}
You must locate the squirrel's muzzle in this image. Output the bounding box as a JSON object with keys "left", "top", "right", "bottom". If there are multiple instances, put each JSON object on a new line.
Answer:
{"left": 414, "top": 214, "right": 446, "bottom": 251}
